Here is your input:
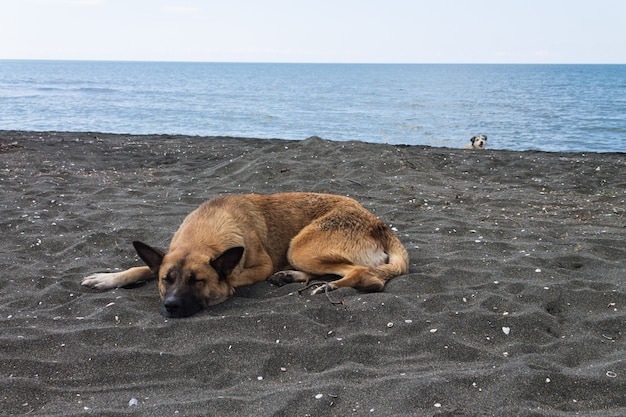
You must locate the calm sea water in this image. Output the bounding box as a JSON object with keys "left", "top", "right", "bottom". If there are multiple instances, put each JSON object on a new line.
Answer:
{"left": 1, "top": 60, "right": 624, "bottom": 152}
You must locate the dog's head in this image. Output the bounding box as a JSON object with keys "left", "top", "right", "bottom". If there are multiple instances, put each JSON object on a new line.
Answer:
{"left": 133, "top": 241, "right": 244, "bottom": 318}
{"left": 469, "top": 135, "right": 487, "bottom": 150}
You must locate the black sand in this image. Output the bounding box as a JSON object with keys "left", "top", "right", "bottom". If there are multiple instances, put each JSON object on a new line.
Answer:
{"left": 1, "top": 131, "right": 625, "bottom": 416}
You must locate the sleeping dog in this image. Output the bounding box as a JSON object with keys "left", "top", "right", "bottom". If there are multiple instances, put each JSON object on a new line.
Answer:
{"left": 82, "top": 193, "right": 410, "bottom": 317}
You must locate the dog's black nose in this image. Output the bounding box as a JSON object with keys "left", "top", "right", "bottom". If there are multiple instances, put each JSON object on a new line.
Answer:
{"left": 161, "top": 297, "right": 182, "bottom": 317}
{"left": 160, "top": 293, "right": 203, "bottom": 318}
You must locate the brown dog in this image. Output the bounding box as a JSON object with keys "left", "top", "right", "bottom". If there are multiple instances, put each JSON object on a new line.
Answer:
{"left": 81, "top": 193, "right": 409, "bottom": 317}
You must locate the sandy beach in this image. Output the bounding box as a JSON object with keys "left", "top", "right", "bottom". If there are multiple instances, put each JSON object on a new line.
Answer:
{"left": 1, "top": 131, "right": 624, "bottom": 416}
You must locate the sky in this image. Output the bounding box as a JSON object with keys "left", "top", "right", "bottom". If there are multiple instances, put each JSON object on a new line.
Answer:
{"left": 3, "top": 0, "right": 625, "bottom": 63}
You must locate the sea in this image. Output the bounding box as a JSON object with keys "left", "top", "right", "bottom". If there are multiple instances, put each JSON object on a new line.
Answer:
{"left": 1, "top": 60, "right": 624, "bottom": 153}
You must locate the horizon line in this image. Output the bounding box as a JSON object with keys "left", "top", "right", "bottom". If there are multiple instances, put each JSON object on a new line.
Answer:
{"left": 1, "top": 58, "right": 625, "bottom": 65}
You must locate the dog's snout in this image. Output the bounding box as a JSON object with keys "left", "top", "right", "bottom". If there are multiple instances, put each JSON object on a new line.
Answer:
{"left": 161, "top": 291, "right": 203, "bottom": 318}
{"left": 163, "top": 297, "right": 180, "bottom": 313}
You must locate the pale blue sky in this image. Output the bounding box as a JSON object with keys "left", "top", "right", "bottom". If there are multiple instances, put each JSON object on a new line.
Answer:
{"left": 3, "top": 0, "right": 625, "bottom": 63}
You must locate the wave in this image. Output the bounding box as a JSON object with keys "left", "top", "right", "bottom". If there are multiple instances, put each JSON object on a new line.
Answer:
{"left": 35, "top": 86, "right": 117, "bottom": 93}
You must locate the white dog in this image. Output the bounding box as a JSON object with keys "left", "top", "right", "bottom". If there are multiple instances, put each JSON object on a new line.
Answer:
{"left": 464, "top": 135, "right": 487, "bottom": 150}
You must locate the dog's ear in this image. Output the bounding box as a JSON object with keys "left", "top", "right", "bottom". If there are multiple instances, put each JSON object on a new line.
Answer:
{"left": 211, "top": 247, "right": 244, "bottom": 280}
{"left": 133, "top": 241, "right": 165, "bottom": 273}
{"left": 483, "top": 135, "right": 487, "bottom": 140}
{"left": 470, "top": 136, "right": 477, "bottom": 143}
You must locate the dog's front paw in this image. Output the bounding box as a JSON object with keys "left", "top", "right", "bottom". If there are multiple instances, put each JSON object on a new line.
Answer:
{"left": 81, "top": 272, "right": 122, "bottom": 290}
{"left": 267, "top": 270, "right": 310, "bottom": 286}
{"left": 267, "top": 271, "right": 294, "bottom": 286}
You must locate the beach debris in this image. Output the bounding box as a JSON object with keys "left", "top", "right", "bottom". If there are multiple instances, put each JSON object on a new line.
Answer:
{"left": 0, "top": 141, "right": 23, "bottom": 152}
{"left": 606, "top": 371, "right": 617, "bottom": 378}
{"left": 128, "top": 398, "right": 138, "bottom": 407}
{"left": 404, "top": 319, "right": 413, "bottom": 324}
{"left": 430, "top": 328, "right": 438, "bottom": 333}
{"left": 502, "top": 326, "right": 511, "bottom": 335}
{"left": 257, "top": 376, "right": 264, "bottom": 381}
{"left": 315, "top": 394, "right": 324, "bottom": 399}
{"left": 387, "top": 322, "right": 394, "bottom": 328}
{"left": 434, "top": 403, "right": 442, "bottom": 408}
{"left": 297, "top": 281, "right": 344, "bottom": 306}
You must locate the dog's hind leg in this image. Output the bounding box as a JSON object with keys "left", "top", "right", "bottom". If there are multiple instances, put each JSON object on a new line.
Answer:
{"left": 268, "top": 261, "right": 384, "bottom": 295}
{"left": 313, "top": 264, "right": 386, "bottom": 293}
{"left": 282, "top": 213, "right": 408, "bottom": 294}
{"left": 286, "top": 237, "right": 388, "bottom": 293}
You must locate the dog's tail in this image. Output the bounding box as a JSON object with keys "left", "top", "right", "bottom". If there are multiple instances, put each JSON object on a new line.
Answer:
{"left": 375, "top": 232, "right": 410, "bottom": 281}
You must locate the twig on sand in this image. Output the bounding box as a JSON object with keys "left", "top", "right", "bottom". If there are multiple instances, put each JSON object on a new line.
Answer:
{"left": 502, "top": 215, "right": 524, "bottom": 228}
{"left": 298, "top": 281, "right": 345, "bottom": 306}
